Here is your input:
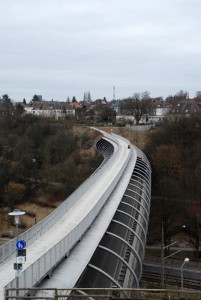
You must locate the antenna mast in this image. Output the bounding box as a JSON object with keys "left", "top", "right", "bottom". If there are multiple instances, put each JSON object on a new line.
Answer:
{"left": 113, "top": 86, "right": 115, "bottom": 100}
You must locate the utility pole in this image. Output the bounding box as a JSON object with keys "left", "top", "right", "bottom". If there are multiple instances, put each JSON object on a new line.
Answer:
{"left": 161, "top": 222, "right": 164, "bottom": 285}
{"left": 161, "top": 222, "right": 182, "bottom": 285}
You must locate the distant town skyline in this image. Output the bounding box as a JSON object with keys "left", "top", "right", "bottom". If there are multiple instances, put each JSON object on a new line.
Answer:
{"left": 1, "top": 0, "right": 201, "bottom": 102}
{"left": 2, "top": 88, "right": 201, "bottom": 103}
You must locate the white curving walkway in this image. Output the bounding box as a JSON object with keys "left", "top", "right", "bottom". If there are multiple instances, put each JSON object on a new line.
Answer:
{"left": 35, "top": 142, "right": 137, "bottom": 297}
{"left": 1, "top": 134, "right": 132, "bottom": 299}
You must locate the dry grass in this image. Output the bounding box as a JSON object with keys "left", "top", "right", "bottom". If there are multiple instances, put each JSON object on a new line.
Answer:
{"left": 99, "top": 126, "right": 150, "bottom": 150}
{"left": 1, "top": 198, "right": 63, "bottom": 238}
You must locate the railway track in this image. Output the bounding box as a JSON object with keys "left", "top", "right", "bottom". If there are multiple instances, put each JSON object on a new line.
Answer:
{"left": 142, "top": 271, "right": 201, "bottom": 290}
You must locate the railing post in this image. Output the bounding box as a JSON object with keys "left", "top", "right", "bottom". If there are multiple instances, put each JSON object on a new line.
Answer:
{"left": 4, "top": 288, "right": 8, "bottom": 300}
{"left": 55, "top": 288, "right": 58, "bottom": 299}
{"left": 2, "top": 245, "right": 4, "bottom": 264}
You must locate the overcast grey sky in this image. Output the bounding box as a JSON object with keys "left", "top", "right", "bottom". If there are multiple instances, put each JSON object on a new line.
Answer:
{"left": 1, "top": 0, "right": 201, "bottom": 102}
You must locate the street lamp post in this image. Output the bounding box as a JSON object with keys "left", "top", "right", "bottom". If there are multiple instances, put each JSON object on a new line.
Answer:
{"left": 181, "top": 257, "right": 189, "bottom": 297}
{"left": 8, "top": 209, "right": 25, "bottom": 298}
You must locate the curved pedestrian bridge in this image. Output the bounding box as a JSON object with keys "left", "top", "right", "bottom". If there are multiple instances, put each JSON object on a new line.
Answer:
{"left": 0, "top": 130, "right": 151, "bottom": 299}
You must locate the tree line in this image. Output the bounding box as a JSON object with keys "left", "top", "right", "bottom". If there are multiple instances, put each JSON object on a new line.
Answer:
{"left": 3, "top": 89, "right": 201, "bottom": 128}
{"left": 145, "top": 114, "right": 201, "bottom": 259}
{"left": 0, "top": 109, "right": 102, "bottom": 210}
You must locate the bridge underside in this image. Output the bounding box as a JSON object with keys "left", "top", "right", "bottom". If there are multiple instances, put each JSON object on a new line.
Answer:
{"left": 74, "top": 146, "right": 151, "bottom": 292}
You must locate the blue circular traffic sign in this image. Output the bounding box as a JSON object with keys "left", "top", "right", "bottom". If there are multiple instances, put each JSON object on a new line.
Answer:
{"left": 16, "top": 240, "right": 26, "bottom": 250}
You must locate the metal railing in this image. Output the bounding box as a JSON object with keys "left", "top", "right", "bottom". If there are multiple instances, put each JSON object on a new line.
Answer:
{"left": 4, "top": 287, "right": 201, "bottom": 300}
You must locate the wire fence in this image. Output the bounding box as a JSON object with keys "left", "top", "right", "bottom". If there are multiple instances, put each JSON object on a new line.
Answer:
{"left": 4, "top": 287, "right": 201, "bottom": 300}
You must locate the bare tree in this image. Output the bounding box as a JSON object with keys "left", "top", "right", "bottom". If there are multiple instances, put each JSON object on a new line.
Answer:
{"left": 166, "top": 90, "right": 189, "bottom": 106}
{"left": 158, "top": 177, "right": 183, "bottom": 253}
{"left": 122, "top": 91, "right": 151, "bottom": 125}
